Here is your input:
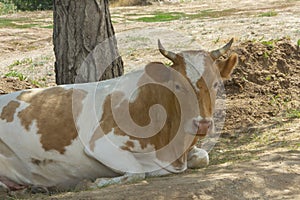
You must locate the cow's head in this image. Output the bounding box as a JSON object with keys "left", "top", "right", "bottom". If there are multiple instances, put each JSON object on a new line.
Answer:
{"left": 158, "top": 39, "right": 238, "bottom": 138}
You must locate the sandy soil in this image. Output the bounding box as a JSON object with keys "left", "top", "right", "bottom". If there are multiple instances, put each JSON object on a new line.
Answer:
{"left": 0, "top": 0, "right": 299, "bottom": 199}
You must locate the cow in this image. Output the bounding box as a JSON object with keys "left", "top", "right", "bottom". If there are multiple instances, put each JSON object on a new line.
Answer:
{"left": 0, "top": 39, "right": 238, "bottom": 192}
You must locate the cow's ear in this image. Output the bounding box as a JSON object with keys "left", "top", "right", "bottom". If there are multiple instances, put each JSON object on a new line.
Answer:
{"left": 145, "top": 62, "right": 171, "bottom": 83}
{"left": 216, "top": 53, "right": 238, "bottom": 79}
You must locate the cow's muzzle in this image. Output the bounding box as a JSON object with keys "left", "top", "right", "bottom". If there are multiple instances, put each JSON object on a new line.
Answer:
{"left": 193, "top": 118, "right": 213, "bottom": 137}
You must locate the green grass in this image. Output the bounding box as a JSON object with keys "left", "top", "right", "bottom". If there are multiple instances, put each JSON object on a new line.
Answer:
{"left": 5, "top": 55, "right": 54, "bottom": 87}
{"left": 0, "top": 1, "right": 16, "bottom": 15}
{"left": 40, "top": 24, "right": 53, "bottom": 29}
{"left": 126, "top": 36, "right": 150, "bottom": 42}
{"left": 265, "top": 75, "right": 272, "bottom": 81}
{"left": 5, "top": 70, "right": 27, "bottom": 81}
{"left": 7, "top": 56, "right": 52, "bottom": 72}
{"left": 134, "top": 9, "right": 238, "bottom": 23}
{"left": 30, "top": 79, "right": 42, "bottom": 87}
{"left": 0, "top": 17, "right": 53, "bottom": 29}
{"left": 7, "top": 58, "right": 33, "bottom": 69}
{"left": 135, "top": 12, "right": 184, "bottom": 22}
{"left": 261, "top": 40, "right": 275, "bottom": 48}
{"left": 263, "top": 51, "right": 269, "bottom": 58}
{"left": 286, "top": 109, "right": 300, "bottom": 119}
{"left": 213, "top": 37, "right": 220, "bottom": 44}
{"left": 269, "top": 94, "right": 281, "bottom": 106}
{"left": 0, "top": 17, "right": 37, "bottom": 28}
{"left": 187, "top": 9, "right": 237, "bottom": 19}
{"left": 163, "top": 61, "right": 173, "bottom": 67}
{"left": 259, "top": 11, "right": 278, "bottom": 17}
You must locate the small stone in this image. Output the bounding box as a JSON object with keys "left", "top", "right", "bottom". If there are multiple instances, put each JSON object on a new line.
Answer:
{"left": 257, "top": 51, "right": 263, "bottom": 56}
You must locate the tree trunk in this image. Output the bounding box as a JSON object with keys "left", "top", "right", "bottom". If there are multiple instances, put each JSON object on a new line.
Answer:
{"left": 53, "top": 0, "right": 124, "bottom": 85}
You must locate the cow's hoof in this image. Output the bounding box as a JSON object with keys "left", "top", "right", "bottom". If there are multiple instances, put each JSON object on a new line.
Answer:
{"left": 187, "top": 147, "right": 209, "bottom": 169}
{"left": 90, "top": 178, "right": 111, "bottom": 189}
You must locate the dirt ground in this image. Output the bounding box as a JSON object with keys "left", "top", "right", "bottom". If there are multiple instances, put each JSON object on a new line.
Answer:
{"left": 0, "top": 0, "right": 299, "bottom": 199}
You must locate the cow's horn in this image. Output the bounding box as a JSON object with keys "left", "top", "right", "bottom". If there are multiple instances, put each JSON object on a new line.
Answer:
{"left": 158, "top": 39, "right": 177, "bottom": 62}
{"left": 210, "top": 38, "right": 234, "bottom": 60}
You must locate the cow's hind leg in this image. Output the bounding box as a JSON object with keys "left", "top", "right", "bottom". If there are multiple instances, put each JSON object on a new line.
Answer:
{"left": 90, "top": 173, "right": 145, "bottom": 188}
{"left": 187, "top": 146, "right": 209, "bottom": 168}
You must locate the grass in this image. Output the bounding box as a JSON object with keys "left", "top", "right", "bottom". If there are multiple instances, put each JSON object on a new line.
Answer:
{"left": 5, "top": 70, "right": 27, "bottom": 81}
{"left": 0, "top": 17, "right": 53, "bottom": 29}
{"left": 188, "top": 9, "right": 237, "bottom": 19}
{"left": 269, "top": 94, "right": 281, "bottom": 106}
{"left": 133, "top": 9, "right": 238, "bottom": 23}
{"left": 261, "top": 40, "right": 275, "bottom": 49}
{"left": 265, "top": 75, "right": 272, "bottom": 81}
{"left": 263, "top": 51, "right": 269, "bottom": 58}
{"left": 135, "top": 11, "right": 184, "bottom": 22}
{"left": 7, "top": 56, "right": 53, "bottom": 69}
{"left": 40, "top": 24, "right": 53, "bottom": 29}
{"left": 0, "top": 17, "right": 36, "bottom": 28}
{"left": 259, "top": 11, "right": 278, "bottom": 17}
{"left": 0, "top": 1, "right": 16, "bottom": 15}
{"left": 111, "top": 0, "right": 148, "bottom": 7}
{"left": 286, "top": 109, "right": 300, "bottom": 119}
{"left": 4, "top": 55, "right": 54, "bottom": 87}
{"left": 213, "top": 37, "right": 220, "bottom": 44}
{"left": 29, "top": 79, "right": 42, "bottom": 87}
{"left": 163, "top": 61, "right": 173, "bottom": 67}
{"left": 7, "top": 58, "right": 33, "bottom": 70}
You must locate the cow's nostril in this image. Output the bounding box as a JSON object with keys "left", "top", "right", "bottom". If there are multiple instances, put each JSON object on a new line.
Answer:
{"left": 207, "top": 121, "right": 212, "bottom": 128}
{"left": 207, "top": 123, "right": 211, "bottom": 129}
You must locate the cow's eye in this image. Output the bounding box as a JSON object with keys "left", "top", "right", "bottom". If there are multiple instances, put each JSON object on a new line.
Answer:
{"left": 175, "top": 84, "right": 180, "bottom": 90}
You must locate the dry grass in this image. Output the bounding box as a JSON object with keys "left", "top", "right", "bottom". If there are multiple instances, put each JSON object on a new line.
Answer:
{"left": 110, "top": 0, "right": 150, "bottom": 7}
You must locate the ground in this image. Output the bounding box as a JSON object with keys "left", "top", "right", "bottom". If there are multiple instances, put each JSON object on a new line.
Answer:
{"left": 0, "top": 0, "right": 299, "bottom": 199}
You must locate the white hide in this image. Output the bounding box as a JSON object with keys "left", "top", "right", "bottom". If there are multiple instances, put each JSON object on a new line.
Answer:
{"left": 182, "top": 52, "right": 205, "bottom": 92}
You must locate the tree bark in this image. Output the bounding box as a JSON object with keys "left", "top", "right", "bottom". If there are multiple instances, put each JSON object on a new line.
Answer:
{"left": 53, "top": 0, "right": 124, "bottom": 85}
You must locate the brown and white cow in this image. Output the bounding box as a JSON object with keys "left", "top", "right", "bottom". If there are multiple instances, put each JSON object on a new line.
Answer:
{"left": 0, "top": 39, "right": 238, "bottom": 191}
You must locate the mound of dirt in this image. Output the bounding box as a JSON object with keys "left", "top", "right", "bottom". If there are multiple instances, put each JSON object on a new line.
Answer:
{"left": 223, "top": 38, "right": 300, "bottom": 132}
{"left": 0, "top": 77, "right": 38, "bottom": 95}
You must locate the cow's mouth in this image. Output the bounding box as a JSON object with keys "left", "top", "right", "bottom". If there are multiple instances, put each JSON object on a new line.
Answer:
{"left": 193, "top": 119, "right": 212, "bottom": 137}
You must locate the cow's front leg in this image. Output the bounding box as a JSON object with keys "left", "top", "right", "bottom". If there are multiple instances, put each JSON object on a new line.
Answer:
{"left": 90, "top": 173, "right": 145, "bottom": 188}
{"left": 187, "top": 146, "right": 209, "bottom": 168}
